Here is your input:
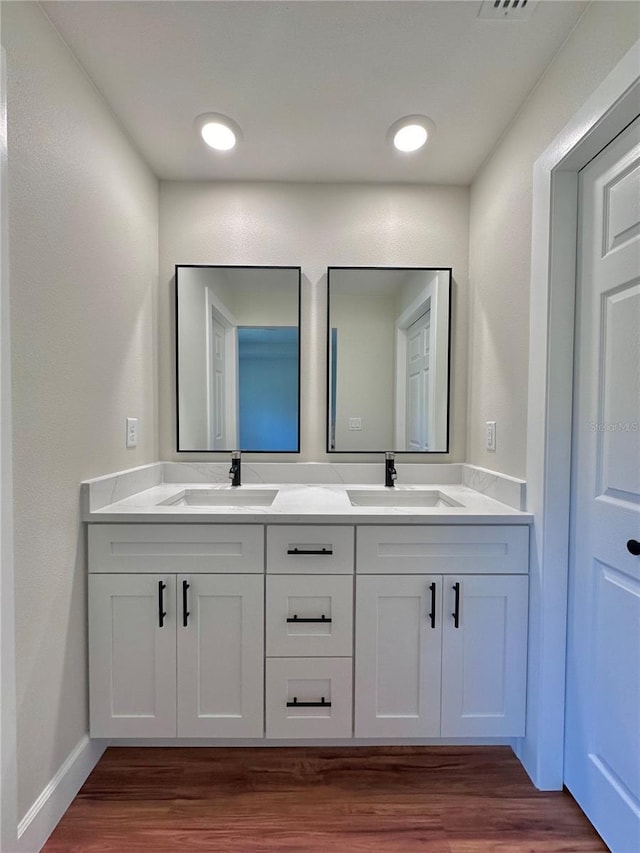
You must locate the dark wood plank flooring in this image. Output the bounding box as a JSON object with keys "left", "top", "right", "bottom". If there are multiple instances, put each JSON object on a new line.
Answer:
{"left": 43, "top": 746, "right": 607, "bottom": 852}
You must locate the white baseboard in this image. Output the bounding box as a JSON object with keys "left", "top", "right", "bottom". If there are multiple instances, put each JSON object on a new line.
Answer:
{"left": 16, "top": 736, "right": 106, "bottom": 853}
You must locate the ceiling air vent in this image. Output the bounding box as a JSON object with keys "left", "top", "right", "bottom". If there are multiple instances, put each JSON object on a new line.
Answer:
{"left": 478, "top": 0, "right": 538, "bottom": 20}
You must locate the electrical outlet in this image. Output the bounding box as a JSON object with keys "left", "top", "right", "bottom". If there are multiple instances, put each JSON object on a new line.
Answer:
{"left": 486, "top": 421, "right": 496, "bottom": 451}
{"left": 126, "top": 418, "right": 138, "bottom": 448}
{"left": 348, "top": 417, "right": 362, "bottom": 431}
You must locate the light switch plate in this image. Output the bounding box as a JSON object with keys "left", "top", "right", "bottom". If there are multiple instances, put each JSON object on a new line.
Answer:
{"left": 348, "top": 417, "right": 362, "bottom": 431}
{"left": 485, "top": 421, "right": 496, "bottom": 451}
{"left": 126, "top": 418, "right": 138, "bottom": 448}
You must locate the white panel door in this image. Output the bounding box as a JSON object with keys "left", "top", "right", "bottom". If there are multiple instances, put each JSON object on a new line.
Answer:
{"left": 177, "top": 574, "right": 264, "bottom": 737}
{"left": 406, "top": 311, "right": 430, "bottom": 451}
{"left": 89, "top": 574, "right": 176, "bottom": 738}
{"left": 565, "top": 116, "right": 640, "bottom": 853}
{"left": 355, "top": 575, "right": 441, "bottom": 737}
{"left": 441, "top": 575, "right": 528, "bottom": 737}
{"left": 210, "top": 316, "right": 226, "bottom": 449}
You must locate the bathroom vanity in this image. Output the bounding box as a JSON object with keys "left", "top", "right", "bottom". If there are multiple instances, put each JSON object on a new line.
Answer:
{"left": 83, "top": 463, "right": 531, "bottom": 745}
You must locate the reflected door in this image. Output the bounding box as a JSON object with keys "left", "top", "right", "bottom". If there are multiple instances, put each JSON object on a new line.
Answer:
{"left": 210, "top": 316, "right": 226, "bottom": 449}
{"left": 565, "top": 116, "right": 640, "bottom": 852}
{"left": 406, "top": 310, "right": 430, "bottom": 451}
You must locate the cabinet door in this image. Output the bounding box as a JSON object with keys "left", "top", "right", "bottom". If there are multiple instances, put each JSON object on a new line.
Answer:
{"left": 355, "top": 575, "right": 442, "bottom": 737}
{"left": 441, "top": 575, "right": 528, "bottom": 737}
{"left": 89, "top": 574, "right": 176, "bottom": 738}
{"left": 177, "top": 574, "right": 264, "bottom": 737}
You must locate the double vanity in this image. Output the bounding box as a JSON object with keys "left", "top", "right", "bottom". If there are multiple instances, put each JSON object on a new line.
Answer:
{"left": 83, "top": 462, "right": 531, "bottom": 745}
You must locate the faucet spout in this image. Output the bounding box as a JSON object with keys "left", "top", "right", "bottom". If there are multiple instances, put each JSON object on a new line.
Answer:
{"left": 229, "top": 451, "right": 241, "bottom": 487}
{"left": 385, "top": 451, "right": 397, "bottom": 488}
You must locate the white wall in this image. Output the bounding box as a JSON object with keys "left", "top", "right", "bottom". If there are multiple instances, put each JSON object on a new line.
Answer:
{"left": 2, "top": 0, "right": 159, "bottom": 831}
{"left": 468, "top": 0, "right": 640, "bottom": 478}
{"left": 332, "top": 290, "right": 396, "bottom": 450}
{"left": 160, "top": 182, "right": 469, "bottom": 461}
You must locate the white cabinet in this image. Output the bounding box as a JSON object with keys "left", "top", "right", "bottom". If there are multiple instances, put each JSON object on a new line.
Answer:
{"left": 89, "top": 524, "right": 264, "bottom": 739}
{"left": 355, "top": 526, "right": 529, "bottom": 739}
{"left": 264, "top": 525, "right": 354, "bottom": 738}
{"left": 355, "top": 573, "right": 528, "bottom": 738}
{"left": 88, "top": 519, "right": 530, "bottom": 744}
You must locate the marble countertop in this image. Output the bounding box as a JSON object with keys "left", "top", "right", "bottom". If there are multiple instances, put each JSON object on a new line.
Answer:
{"left": 83, "top": 479, "right": 532, "bottom": 525}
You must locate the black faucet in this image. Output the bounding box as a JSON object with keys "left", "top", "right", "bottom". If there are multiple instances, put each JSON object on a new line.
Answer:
{"left": 229, "top": 451, "right": 241, "bottom": 487}
{"left": 385, "top": 451, "right": 397, "bottom": 487}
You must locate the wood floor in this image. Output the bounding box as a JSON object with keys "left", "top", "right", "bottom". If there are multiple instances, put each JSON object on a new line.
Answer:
{"left": 43, "top": 746, "right": 607, "bottom": 852}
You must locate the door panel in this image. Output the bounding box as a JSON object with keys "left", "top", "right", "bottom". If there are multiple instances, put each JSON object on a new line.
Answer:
{"left": 406, "top": 312, "right": 430, "bottom": 451}
{"left": 566, "top": 115, "right": 640, "bottom": 853}
{"left": 177, "top": 574, "right": 264, "bottom": 737}
{"left": 89, "top": 574, "right": 176, "bottom": 738}
{"left": 441, "top": 575, "right": 528, "bottom": 737}
{"left": 355, "top": 575, "right": 441, "bottom": 737}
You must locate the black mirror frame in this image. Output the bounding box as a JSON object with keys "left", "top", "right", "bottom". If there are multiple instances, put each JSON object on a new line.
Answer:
{"left": 326, "top": 265, "right": 452, "bottom": 454}
{"left": 175, "top": 264, "right": 302, "bottom": 453}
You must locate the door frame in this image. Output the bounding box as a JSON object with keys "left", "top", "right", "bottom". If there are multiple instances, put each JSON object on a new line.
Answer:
{"left": 205, "top": 287, "right": 238, "bottom": 450}
{"left": 524, "top": 40, "right": 640, "bottom": 790}
{"left": 394, "top": 270, "right": 450, "bottom": 451}
{"left": 0, "top": 42, "right": 19, "bottom": 852}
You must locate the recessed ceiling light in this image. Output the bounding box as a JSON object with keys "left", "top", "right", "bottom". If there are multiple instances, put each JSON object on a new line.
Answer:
{"left": 195, "top": 113, "right": 243, "bottom": 152}
{"left": 387, "top": 115, "right": 435, "bottom": 153}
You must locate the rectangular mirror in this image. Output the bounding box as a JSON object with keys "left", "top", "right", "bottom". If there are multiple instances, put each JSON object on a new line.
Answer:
{"left": 176, "top": 265, "right": 301, "bottom": 452}
{"left": 327, "top": 267, "right": 451, "bottom": 453}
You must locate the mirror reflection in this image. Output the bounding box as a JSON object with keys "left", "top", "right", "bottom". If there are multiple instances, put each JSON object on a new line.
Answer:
{"left": 327, "top": 267, "right": 451, "bottom": 453}
{"left": 176, "top": 265, "right": 301, "bottom": 452}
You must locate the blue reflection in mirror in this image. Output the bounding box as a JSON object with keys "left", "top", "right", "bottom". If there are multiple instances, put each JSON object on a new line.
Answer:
{"left": 238, "top": 326, "right": 299, "bottom": 451}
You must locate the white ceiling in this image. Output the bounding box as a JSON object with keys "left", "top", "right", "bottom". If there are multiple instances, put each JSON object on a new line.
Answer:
{"left": 41, "top": 0, "right": 589, "bottom": 184}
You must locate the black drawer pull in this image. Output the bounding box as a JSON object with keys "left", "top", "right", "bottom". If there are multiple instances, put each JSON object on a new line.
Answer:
{"left": 286, "top": 696, "right": 332, "bottom": 708}
{"left": 182, "top": 580, "right": 190, "bottom": 627}
{"left": 158, "top": 581, "right": 167, "bottom": 628}
{"left": 627, "top": 539, "right": 640, "bottom": 556}
{"left": 287, "top": 547, "right": 333, "bottom": 556}
{"left": 428, "top": 582, "right": 436, "bottom": 629}
{"left": 452, "top": 582, "right": 460, "bottom": 629}
{"left": 286, "top": 614, "right": 332, "bottom": 624}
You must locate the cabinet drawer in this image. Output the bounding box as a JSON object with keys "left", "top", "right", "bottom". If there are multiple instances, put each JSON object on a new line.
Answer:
{"left": 356, "top": 525, "right": 529, "bottom": 575}
{"left": 267, "top": 526, "right": 354, "bottom": 574}
{"left": 265, "top": 657, "right": 352, "bottom": 739}
{"left": 266, "top": 575, "right": 353, "bottom": 657}
{"left": 89, "top": 524, "right": 264, "bottom": 574}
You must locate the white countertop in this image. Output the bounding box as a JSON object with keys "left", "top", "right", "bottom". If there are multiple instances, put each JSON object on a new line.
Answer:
{"left": 83, "top": 481, "right": 532, "bottom": 525}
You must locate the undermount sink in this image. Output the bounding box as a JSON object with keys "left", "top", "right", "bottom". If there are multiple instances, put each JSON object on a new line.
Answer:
{"left": 346, "top": 489, "right": 463, "bottom": 508}
{"left": 159, "top": 488, "right": 278, "bottom": 507}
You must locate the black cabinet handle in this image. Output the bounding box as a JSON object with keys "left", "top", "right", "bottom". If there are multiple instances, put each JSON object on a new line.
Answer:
{"left": 452, "top": 582, "right": 460, "bottom": 629}
{"left": 627, "top": 539, "right": 640, "bottom": 556}
{"left": 286, "top": 696, "right": 332, "bottom": 708}
{"left": 287, "top": 547, "right": 333, "bottom": 556}
{"left": 286, "top": 614, "right": 332, "bottom": 624}
{"left": 428, "top": 582, "right": 436, "bottom": 629}
{"left": 182, "top": 580, "right": 190, "bottom": 627}
{"left": 158, "top": 581, "right": 167, "bottom": 628}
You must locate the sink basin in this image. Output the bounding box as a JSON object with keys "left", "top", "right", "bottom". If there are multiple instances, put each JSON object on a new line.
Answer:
{"left": 346, "top": 489, "right": 463, "bottom": 508}
{"left": 159, "top": 488, "right": 278, "bottom": 507}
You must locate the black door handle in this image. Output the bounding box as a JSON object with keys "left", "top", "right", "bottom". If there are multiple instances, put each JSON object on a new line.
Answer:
{"left": 428, "top": 582, "right": 436, "bottom": 629}
{"left": 182, "top": 580, "right": 190, "bottom": 627}
{"left": 158, "top": 581, "right": 167, "bottom": 628}
{"left": 452, "top": 582, "right": 460, "bottom": 629}
{"left": 627, "top": 539, "right": 640, "bottom": 556}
